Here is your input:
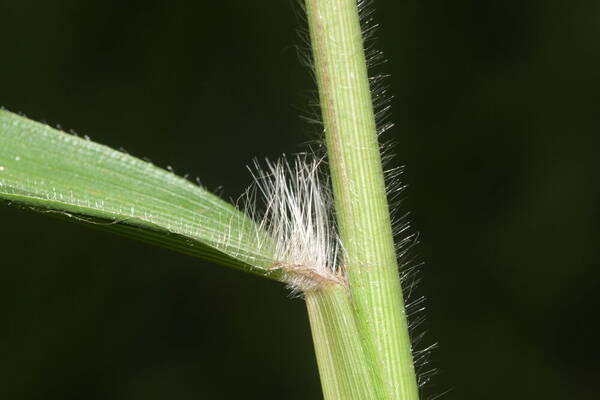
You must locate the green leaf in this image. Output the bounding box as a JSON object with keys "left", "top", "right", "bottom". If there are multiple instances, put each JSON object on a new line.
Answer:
{"left": 0, "top": 110, "right": 279, "bottom": 280}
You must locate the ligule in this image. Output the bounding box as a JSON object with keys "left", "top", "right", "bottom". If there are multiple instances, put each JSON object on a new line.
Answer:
{"left": 243, "top": 154, "right": 344, "bottom": 293}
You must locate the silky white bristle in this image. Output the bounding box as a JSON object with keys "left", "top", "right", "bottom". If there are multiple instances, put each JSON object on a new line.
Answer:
{"left": 244, "top": 154, "right": 343, "bottom": 293}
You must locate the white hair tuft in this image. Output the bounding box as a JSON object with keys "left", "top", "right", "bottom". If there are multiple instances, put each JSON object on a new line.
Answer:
{"left": 244, "top": 154, "right": 343, "bottom": 293}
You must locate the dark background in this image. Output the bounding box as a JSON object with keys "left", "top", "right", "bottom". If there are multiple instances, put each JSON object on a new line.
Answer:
{"left": 1, "top": 0, "right": 599, "bottom": 399}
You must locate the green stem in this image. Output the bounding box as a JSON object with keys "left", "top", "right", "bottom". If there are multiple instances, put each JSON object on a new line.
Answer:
{"left": 305, "top": 285, "right": 383, "bottom": 400}
{"left": 304, "top": 0, "right": 419, "bottom": 398}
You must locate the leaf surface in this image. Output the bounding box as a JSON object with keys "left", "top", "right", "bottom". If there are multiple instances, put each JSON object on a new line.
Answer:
{"left": 0, "top": 110, "right": 278, "bottom": 279}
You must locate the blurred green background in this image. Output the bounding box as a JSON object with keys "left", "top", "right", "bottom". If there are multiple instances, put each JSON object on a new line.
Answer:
{"left": 1, "top": 0, "right": 599, "bottom": 399}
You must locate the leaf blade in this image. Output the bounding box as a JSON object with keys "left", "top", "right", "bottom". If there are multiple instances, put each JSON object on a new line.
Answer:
{"left": 0, "top": 110, "right": 278, "bottom": 279}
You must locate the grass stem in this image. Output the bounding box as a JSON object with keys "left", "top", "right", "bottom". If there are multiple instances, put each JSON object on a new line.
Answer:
{"left": 304, "top": 0, "right": 419, "bottom": 398}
